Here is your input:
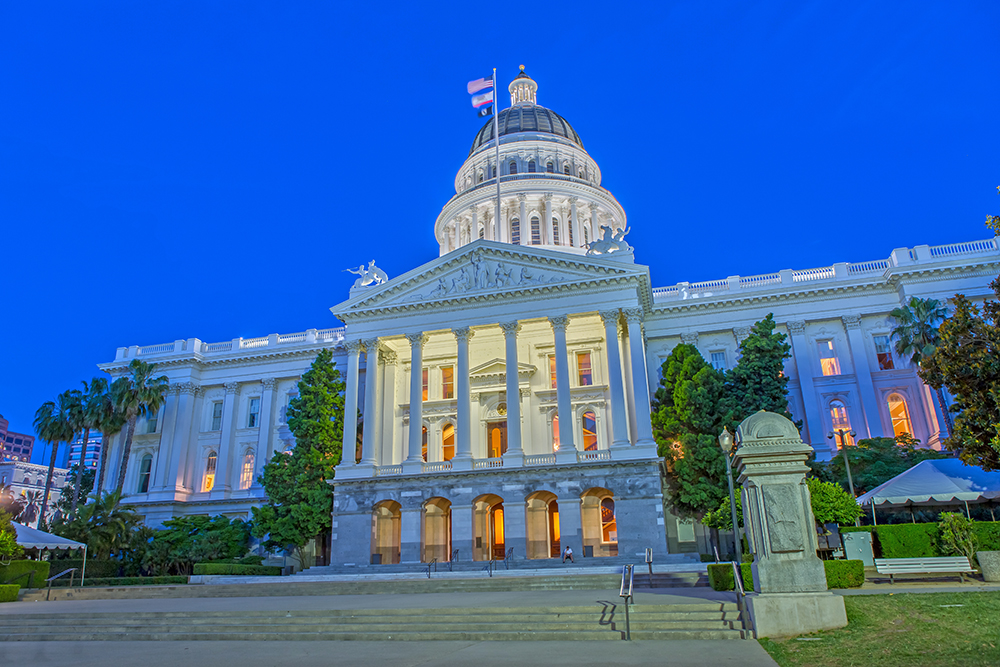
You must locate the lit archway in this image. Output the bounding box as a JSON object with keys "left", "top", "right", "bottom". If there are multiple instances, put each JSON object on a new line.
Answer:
{"left": 581, "top": 487, "right": 618, "bottom": 557}
{"left": 525, "top": 490, "right": 560, "bottom": 559}
{"left": 422, "top": 497, "right": 452, "bottom": 563}
{"left": 887, "top": 393, "right": 913, "bottom": 437}
{"left": 472, "top": 493, "right": 505, "bottom": 561}
{"left": 371, "top": 500, "right": 401, "bottom": 565}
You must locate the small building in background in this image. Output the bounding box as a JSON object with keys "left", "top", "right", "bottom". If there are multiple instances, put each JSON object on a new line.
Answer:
{"left": 0, "top": 413, "right": 35, "bottom": 463}
{"left": 67, "top": 431, "right": 102, "bottom": 470}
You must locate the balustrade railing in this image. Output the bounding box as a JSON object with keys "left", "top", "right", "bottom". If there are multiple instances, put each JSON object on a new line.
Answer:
{"left": 473, "top": 458, "right": 504, "bottom": 470}
{"left": 422, "top": 461, "right": 453, "bottom": 473}
{"left": 127, "top": 327, "right": 347, "bottom": 360}
{"left": 792, "top": 266, "right": 835, "bottom": 283}
{"left": 241, "top": 336, "right": 269, "bottom": 349}
{"left": 374, "top": 465, "right": 402, "bottom": 477}
{"left": 579, "top": 450, "right": 611, "bottom": 462}
{"left": 524, "top": 454, "right": 556, "bottom": 466}
{"left": 204, "top": 341, "right": 233, "bottom": 353}
{"left": 138, "top": 343, "right": 174, "bottom": 355}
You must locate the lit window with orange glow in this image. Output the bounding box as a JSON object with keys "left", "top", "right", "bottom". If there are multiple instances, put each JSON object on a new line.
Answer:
{"left": 442, "top": 424, "right": 455, "bottom": 461}
{"left": 818, "top": 340, "right": 841, "bottom": 376}
{"left": 577, "top": 352, "right": 593, "bottom": 386}
{"left": 421, "top": 426, "right": 428, "bottom": 462}
{"left": 887, "top": 393, "right": 913, "bottom": 437}
{"left": 549, "top": 356, "right": 557, "bottom": 389}
{"left": 601, "top": 497, "right": 617, "bottom": 543}
{"left": 203, "top": 452, "right": 217, "bottom": 492}
{"left": 552, "top": 414, "right": 560, "bottom": 451}
{"left": 582, "top": 410, "right": 598, "bottom": 451}
{"left": 421, "top": 369, "right": 428, "bottom": 401}
{"left": 441, "top": 366, "right": 454, "bottom": 399}
{"left": 829, "top": 400, "right": 854, "bottom": 446}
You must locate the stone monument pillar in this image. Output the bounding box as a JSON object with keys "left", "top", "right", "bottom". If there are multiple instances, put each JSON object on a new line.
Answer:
{"left": 733, "top": 410, "right": 847, "bottom": 638}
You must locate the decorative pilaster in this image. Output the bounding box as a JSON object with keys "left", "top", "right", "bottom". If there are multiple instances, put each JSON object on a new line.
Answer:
{"left": 213, "top": 381, "right": 241, "bottom": 495}
{"left": 842, "top": 315, "right": 883, "bottom": 439}
{"left": 500, "top": 321, "right": 523, "bottom": 460}
{"left": 623, "top": 308, "right": 657, "bottom": 451}
{"left": 378, "top": 348, "right": 398, "bottom": 465}
{"left": 550, "top": 315, "right": 577, "bottom": 462}
{"left": 785, "top": 320, "right": 824, "bottom": 446}
{"left": 360, "top": 338, "right": 381, "bottom": 465}
{"left": 341, "top": 340, "right": 364, "bottom": 468}
{"left": 589, "top": 202, "right": 600, "bottom": 236}
{"left": 469, "top": 206, "right": 478, "bottom": 244}
{"left": 150, "top": 385, "right": 180, "bottom": 493}
{"left": 600, "top": 310, "right": 630, "bottom": 449}
{"left": 517, "top": 194, "right": 527, "bottom": 245}
{"left": 734, "top": 326, "right": 752, "bottom": 344}
{"left": 453, "top": 327, "right": 475, "bottom": 469}
{"left": 543, "top": 193, "right": 553, "bottom": 245}
{"left": 252, "top": 377, "right": 277, "bottom": 487}
{"left": 404, "top": 333, "right": 427, "bottom": 468}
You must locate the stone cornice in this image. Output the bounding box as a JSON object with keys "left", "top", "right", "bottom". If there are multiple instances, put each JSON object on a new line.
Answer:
{"left": 97, "top": 345, "right": 335, "bottom": 376}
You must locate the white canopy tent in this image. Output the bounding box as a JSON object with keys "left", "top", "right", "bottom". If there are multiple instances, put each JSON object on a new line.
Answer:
{"left": 856, "top": 459, "right": 1000, "bottom": 524}
{"left": 12, "top": 522, "right": 87, "bottom": 585}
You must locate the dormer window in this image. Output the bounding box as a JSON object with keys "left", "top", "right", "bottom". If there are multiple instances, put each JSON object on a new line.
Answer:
{"left": 509, "top": 161, "right": 518, "bottom": 175}
{"left": 546, "top": 162, "right": 554, "bottom": 173}
{"left": 527, "top": 160, "right": 536, "bottom": 173}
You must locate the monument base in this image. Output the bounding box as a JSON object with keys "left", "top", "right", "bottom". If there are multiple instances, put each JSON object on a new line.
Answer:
{"left": 746, "top": 591, "right": 847, "bottom": 638}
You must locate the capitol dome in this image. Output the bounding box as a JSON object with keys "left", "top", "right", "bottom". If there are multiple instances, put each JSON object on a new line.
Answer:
{"left": 468, "top": 105, "right": 584, "bottom": 157}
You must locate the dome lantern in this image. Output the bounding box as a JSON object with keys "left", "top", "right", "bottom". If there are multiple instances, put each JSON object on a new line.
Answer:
{"left": 509, "top": 65, "right": 537, "bottom": 106}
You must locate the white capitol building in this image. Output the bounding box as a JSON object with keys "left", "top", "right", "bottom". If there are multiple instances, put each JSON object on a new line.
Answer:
{"left": 98, "top": 70, "right": 1000, "bottom": 563}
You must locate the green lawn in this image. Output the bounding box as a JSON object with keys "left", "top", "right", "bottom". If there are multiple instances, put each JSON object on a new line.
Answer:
{"left": 759, "top": 592, "right": 1000, "bottom": 667}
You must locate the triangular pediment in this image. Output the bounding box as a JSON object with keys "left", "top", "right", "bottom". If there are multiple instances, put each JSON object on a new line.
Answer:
{"left": 332, "top": 241, "right": 648, "bottom": 320}
{"left": 470, "top": 358, "right": 536, "bottom": 379}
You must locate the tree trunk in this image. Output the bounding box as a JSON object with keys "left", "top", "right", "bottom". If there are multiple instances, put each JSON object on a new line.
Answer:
{"left": 934, "top": 386, "right": 955, "bottom": 439}
{"left": 38, "top": 440, "right": 60, "bottom": 529}
{"left": 116, "top": 418, "right": 137, "bottom": 494}
{"left": 70, "top": 427, "right": 89, "bottom": 516}
{"left": 95, "top": 431, "right": 112, "bottom": 499}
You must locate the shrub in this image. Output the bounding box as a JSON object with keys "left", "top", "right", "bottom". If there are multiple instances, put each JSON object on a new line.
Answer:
{"left": 876, "top": 524, "right": 939, "bottom": 558}
{"left": 838, "top": 526, "right": 875, "bottom": 533}
{"left": 938, "top": 513, "right": 978, "bottom": 565}
{"left": 0, "top": 584, "right": 19, "bottom": 602}
{"left": 192, "top": 563, "right": 281, "bottom": 576}
{"left": 707, "top": 563, "right": 753, "bottom": 591}
{"left": 0, "top": 560, "right": 51, "bottom": 588}
{"left": 49, "top": 576, "right": 188, "bottom": 588}
{"left": 51, "top": 559, "right": 120, "bottom": 579}
{"left": 973, "top": 522, "right": 1000, "bottom": 552}
{"left": 824, "top": 560, "right": 865, "bottom": 588}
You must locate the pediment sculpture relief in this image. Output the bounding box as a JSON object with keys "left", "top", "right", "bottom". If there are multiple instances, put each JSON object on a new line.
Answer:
{"left": 406, "top": 251, "right": 564, "bottom": 302}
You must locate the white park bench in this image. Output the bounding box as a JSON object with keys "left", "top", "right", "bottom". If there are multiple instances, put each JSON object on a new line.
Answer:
{"left": 874, "top": 557, "right": 975, "bottom": 584}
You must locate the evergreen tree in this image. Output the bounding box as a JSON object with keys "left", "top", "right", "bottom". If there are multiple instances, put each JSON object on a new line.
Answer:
{"left": 721, "top": 314, "right": 795, "bottom": 427}
{"left": 251, "top": 349, "right": 345, "bottom": 567}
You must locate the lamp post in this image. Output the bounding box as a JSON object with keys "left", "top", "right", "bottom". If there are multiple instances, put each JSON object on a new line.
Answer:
{"left": 719, "top": 427, "right": 740, "bottom": 562}
{"left": 827, "top": 429, "right": 857, "bottom": 497}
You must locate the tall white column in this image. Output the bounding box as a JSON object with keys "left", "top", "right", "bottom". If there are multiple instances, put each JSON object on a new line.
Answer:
{"left": 543, "top": 193, "right": 553, "bottom": 245}
{"left": 341, "top": 340, "right": 363, "bottom": 467}
{"left": 518, "top": 194, "right": 527, "bottom": 245}
{"left": 600, "top": 310, "right": 631, "bottom": 448}
{"left": 500, "top": 321, "right": 524, "bottom": 459}
{"left": 550, "top": 315, "right": 577, "bottom": 462}
{"left": 360, "top": 337, "right": 380, "bottom": 465}
{"left": 786, "top": 320, "right": 825, "bottom": 448}
{"left": 843, "top": 315, "right": 884, "bottom": 439}
{"left": 453, "top": 327, "right": 474, "bottom": 469}
{"left": 379, "top": 349, "right": 398, "bottom": 464}
{"left": 165, "top": 383, "right": 197, "bottom": 494}
{"left": 252, "top": 377, "right": 277, "bottom": 487}
{"left": 569, "top": 197, "right": 580, "bottom": 247}
{"left": 405, "top": 333, "right": 427, "bottom": 467}
{"left": 589, "top": 202, "right": 600, "bottom": 238}
{"left": 469, "top": 207, "right": 478, "bottom": 244}
{"left": 497, "top": 200, "right": 507, "bottom": 243}
{"left": 213, "top": 381, "right": 240, "bottom": 494}
{"left": 624, "top": 308, "right": 658, "bottom": 450}
{"left": 151, "top": 386, "right": 180, "bottom": 493}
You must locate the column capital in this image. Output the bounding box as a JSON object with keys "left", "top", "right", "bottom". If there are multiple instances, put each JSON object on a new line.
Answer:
{"left": 599, "top": 309, "right": 621, "bottom": 325}
{"left": 166, "top": 383, "right": 182, "bottom": 396}
{"left": 568, "top": 196, "right": 579, "bottom": 204}
{"left": 261, "top": 377, "right": 278, "bottom": 390}
{"left": 453, "top": 326, "right": 475, "bottom": 343}
{"left": 361, "top": 337, "right": 381, "bottom": 353}
{"left": 622, "top": 307, "right": 644, "bottom": 323}
{"left": 404, "top": 332, "right": 428, "bottom": 347}
{"left": 499, "top": 321, "right": 522, "bottom": 336}
{"left": 543, "top": 192, "right": 553, "bottom": 202}
{"left": 734, "top": 326, "right": 752, "bottom": 343}
{"left": 516, "top": 193, "right": 527, "bottom": 202}
{"left": 589, "top": 202, "right": 600, "bottom": 213}
{"left": 786, "top": 320, "right": 807, "bottom": 335}
{"left": 468, "top": 205, "right": 477, "bottom": 214}
{"left": 842, "top": 314, "right": 863, "bottom": 330}
{"left": 224, "top": 381, "right": 241, "bottom": 396}
{"left": 344, "top": 339, "right": 365, "bottom": 354}
{"left": 548, "top": 315, "right": 570, "bottom": 331}
{"left": 379, "top": 349, "right": 398, "bottom": 365}
{"left": 680, "top": 332, "right": 699, "bottom": 346}
{"left": 175, "top": 382, "right": 200, "bottom": 395}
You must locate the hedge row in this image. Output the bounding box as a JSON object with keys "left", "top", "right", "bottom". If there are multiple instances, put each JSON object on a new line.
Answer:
{"left": 707, "top": 563, "right": 753, "bottom": 592}
{"left": 192, "top": 563, "right": 281, "bottom": 576}
{"left": 49, "top": 576, "right": 189, "bottom": 588}
{"left": 0, "top": 584, "right": 20, "bottom": 603}
{"left": 51, "top": 559, "right": 120, "bottom": 579}
{"left": 847, "top": 521, "right": 1000, "bottom": 559}
{"left": 824, "top": 560, "right": 865, "bottom": 588}
{"left": 0, "top": 560, "right": 51, "bottom": 588}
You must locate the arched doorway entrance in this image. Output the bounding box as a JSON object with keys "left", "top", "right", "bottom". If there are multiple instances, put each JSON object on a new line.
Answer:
{"left": 371, "top": 500, "right": 401, "bottom": 564}
{"left": 472, "top": 493, "right": 505, "bottom": 561}
{"left": 525, "top": 491, "right": 560, "bottom": 559}
{"left": 581, "top": 488, "right": 618, "bottom": 557}
{"left": 422, "top": 497, "right": 452, "bottom": 563}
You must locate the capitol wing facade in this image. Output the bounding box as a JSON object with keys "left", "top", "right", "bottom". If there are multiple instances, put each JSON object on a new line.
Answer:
{"left": 97, "top": 69, "right": 1000, "bottom": 564}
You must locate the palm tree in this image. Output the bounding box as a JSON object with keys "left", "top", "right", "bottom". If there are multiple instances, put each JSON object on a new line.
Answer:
{"left": 112, "top": 360, "right": 169, "bottom": 495}
{"left": 34, "top": 390, "right": 79, "bottom": 528}
{"left": 66, "top": 380, "right": 105, "bottom": 516}
{"left": 20, "top": 490, "right": 41, "bottom": 525}
{"left": 890, "top": 296, "right": 954, "bottom": 437}
{"left": 90, "top": 377, "right": 127, "bottom": 500}
{"left": 0, "top": 483, "right": 26, "bottom": 521}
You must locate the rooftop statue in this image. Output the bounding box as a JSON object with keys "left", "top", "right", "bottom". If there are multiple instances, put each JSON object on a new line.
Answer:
{"left": 346, "top": 260, "right": 389, "bottom": 288}
{"left": 586, "top": 225, "right": 631, "bottom": 256}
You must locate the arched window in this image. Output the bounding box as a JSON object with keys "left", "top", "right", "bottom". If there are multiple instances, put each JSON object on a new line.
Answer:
{"left": 442, "top": 424, "right": 455, "bottom": 461}
{"left": 578, "top": 168, "right": 585, "bottom": 178}
{"left": 527, "top": 160, "right": 536, "bottom": 173}
{"left": 478, "top": 225, "right": 485, "bottom": 239}
{"left": 568, "top": 221, "right": 574, "bottom": 246}
{"left": 137, "top": 454, "right": 153, "bottom": 493}
{"left": 829, "top": 399, "right": 854, "bottom": 446}
{"left": 601, "top": 497, "right": 617, "bottom": 543}
{"left": 582, "top": 410, "right": 598, "bottom": 451}
{"left": 887, "top": 393, "right": 913, "bottom": 437}
{"left": 509, "top": 161, "right": 518, "bottom": 175}
{"left": 546, "top": 161, "right": 554, "bottom": 173}
{"left": 552, "top": 217, "right": 560, "bottom": 244}
{"left": 511, "top": 218, "right": 521, "bottom": 245}
{"left": 477, "top": 170, "right": 484, "bottom": 183}
{"left": 240, "top": 451, "right": 255, "bottom": 489}
{"left": 583, "top": 226, "right": 590, "bottom": 246}
{"left": 552, "top": 414, "right": 560, "bottom": 451}
{"left": 203, "top": 451, "right": 217, "bottom": 492}
{"left": 530, "top": 217, "right": 541, "bottom": 244}
{"left": 563, "top": 164, "right": 570, "bottom": 175}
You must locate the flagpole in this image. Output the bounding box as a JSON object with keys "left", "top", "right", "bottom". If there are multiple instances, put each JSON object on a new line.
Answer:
{"left": 493, "top": 67, "right": 501, "bottom": 242}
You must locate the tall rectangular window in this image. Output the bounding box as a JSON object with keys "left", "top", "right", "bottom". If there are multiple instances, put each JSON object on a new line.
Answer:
{"left": 549, "top": 355, "right": 557, "bottom": 389}
{"left": 441, "top": 366, "right": 454, "bottom": 399}
{"left": 710, "top": 351, "right": 727, "bottom": 371}
{"left": 146, "top": 411, "right": 158, "bottom": 434}
{"left": 873, "top": 335, "right": 895, "bottom": 370}
{"left": 530, "top": 217, "right": 541, "bottom": 245}
{"left": 247, "top": 397, "right": 261, "bottom": 428}
{"left": 818, "top": 340, "right": 841, "bottom": 376}
{"left": 577, "top": 352, "right": 593, "bottom": 386}
{"left": 422, "top": 368, "right": 429, "bottom": 401}
{"left": 211, "top": 402, "right": 223, "bottom": 431}
{"left": 552, "top": 218, "right": 560, "bottom": 244}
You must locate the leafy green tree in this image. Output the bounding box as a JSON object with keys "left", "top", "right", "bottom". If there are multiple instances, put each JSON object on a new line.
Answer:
{"left": 33, "top": 390, "right": 78, "bottom": 528}
{"left": 55, "top": 465, "right": 95, "bottom": 518}
{"left": 721, "top": 314, "right": 796, "bottom": 427}
{"left": 702, "top": 478, "right": 861, "bottom": 529}
{"left": 920, "top": 277, "right": 1000, "bottom": 470}
{"left": 889, "top": 296, "right": 952, "bottom": 436}
{"left": 938, "top": 512, "right": 978, "bottom": 565}
{"left": 0, "top": 509, "right": 24, "bottom": 559}
{"left": 811, "top": 434, "right": 949, "bottom": 494}
{"left": 111, "top": 360, "right": 169, "bottom": 494}
{"left": 90, "top": 377, "right": 127, "bottom": 499}
{"left": 652, "top": 344, "right": 727, "bottom": 518}
{"left": 51, "top": 490, "right": 145, "bottom": 561}
{"left": 143, "top": 515, "right": 251, "bottom": 575}
{"left": 252, "top": 349, "right": 345, "bottom": 566}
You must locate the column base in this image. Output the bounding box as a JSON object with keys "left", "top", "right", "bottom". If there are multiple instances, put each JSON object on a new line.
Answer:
{"left": 745, "top": 592, "right": 847, "bottom": 638}
{"left": 555, "top": 449, "right": 579, "bottom": 464}
{"left": 611, "top": 444, "right": 660, "bottom": 460}
{"left": 502, "top": 451, "right": 524, "bottom": 467}
{"left": 450, "top": 455, "right": 474, "bottom": 471}
{"left": 334, "top": 464, "right": 369, "bottom": 480}
{"left": 402, "top": 460, "right": 423, "bottom": 474}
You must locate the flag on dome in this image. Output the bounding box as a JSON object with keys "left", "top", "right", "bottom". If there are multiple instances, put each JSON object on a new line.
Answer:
{"left": 471, "top": 89, "right": 493, "bottom": 109}
{"left": 477, "top": 105, "right": 493, "bottom": 118}
{"left": 467, "top": 75, "right": 493, "bottom": 94}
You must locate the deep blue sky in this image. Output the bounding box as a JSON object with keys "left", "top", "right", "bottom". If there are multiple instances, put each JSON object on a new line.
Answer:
{"left": 2, "top": 2, "right": 998, "bottom": 463}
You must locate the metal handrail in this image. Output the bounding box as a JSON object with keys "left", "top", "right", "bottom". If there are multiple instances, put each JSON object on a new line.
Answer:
{"left": 645, "top": 548, "right": 654, "bottom": 587}
{"left": 503, "top": 547, "right": 515, "bottom": 570}
{"left": 482, "top": 559, "right": 497, "bottom": 577}
{"left": 731, "top": 560, "right": 753, "bottom": 639}
{"left": 45, "top": 568, "right": 78, "bottom": 601}
{"left": 619, "top": 564, "right": 634, "bottom": 641}
{"left": 449, "top": 549, "right": 459, "bottom": 572}
{"left": 4, "top": 570, "right": 37, "bottom": 590}
{"left": 426, "top": 559, "right": 437, "bottom": 579}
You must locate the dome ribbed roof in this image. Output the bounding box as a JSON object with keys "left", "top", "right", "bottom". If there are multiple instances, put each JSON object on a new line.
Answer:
{"left": 469, "top": 105, "right": 583, "bottom": 157}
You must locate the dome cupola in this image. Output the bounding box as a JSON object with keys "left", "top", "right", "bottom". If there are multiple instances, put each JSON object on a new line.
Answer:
{"left": 509, "top": 65, "right": 537, "bottom": 106}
